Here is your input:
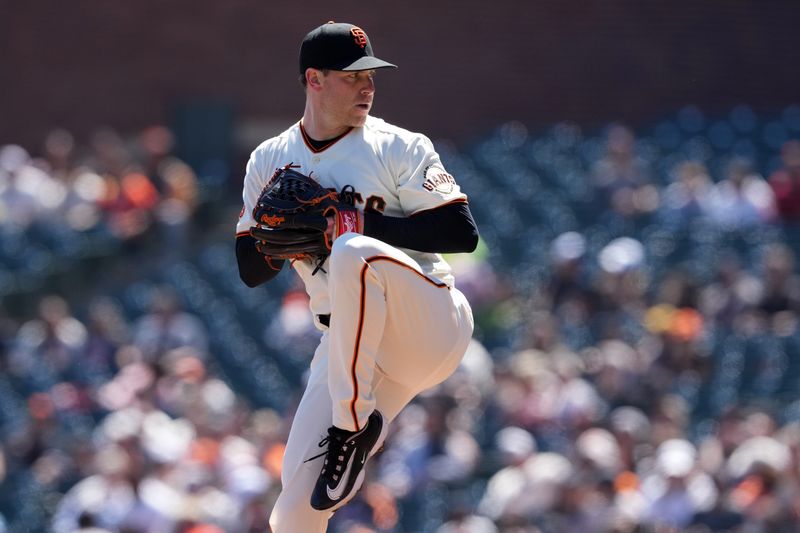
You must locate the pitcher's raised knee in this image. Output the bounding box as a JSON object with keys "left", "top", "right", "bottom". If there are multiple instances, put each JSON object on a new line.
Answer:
{"left": 330, "top": 233, "right": 383, "bottom": 269}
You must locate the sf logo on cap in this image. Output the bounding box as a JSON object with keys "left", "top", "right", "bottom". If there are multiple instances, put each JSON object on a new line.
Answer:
{"left": 350, "top": 27, "right": 367, "bottom": 48}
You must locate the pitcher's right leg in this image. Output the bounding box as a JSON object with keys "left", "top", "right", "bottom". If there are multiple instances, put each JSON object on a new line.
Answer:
{"left": 269, "top": 345, "right": 335, "bottom": 533}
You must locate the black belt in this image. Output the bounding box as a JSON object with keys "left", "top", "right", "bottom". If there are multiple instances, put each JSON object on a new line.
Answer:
{"left": 318, "top": 314, "right": 331, "bottom": 327}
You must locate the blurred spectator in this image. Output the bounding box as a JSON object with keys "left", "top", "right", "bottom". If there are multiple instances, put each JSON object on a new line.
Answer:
{"left": 81, "top": 297, "right": 130, "bottom": 385}
{"left": 138, "top": 125, "right": 178, "bottom": 194}
{"left": 591, "top": 123, "right": 659, "bottom": 220}
{"left": 522, "top": 233, "right": 594, "bottom": 352}
{"left": 377, "top": 397, "right": 480, "bottom": 493}
{"left": 131, "top": 286, "right": 208, "bottom": 361}
{"left": 85, "top": 127, "right": 133, "bottom": 178}
{"left": 662, "top": 160, "right": 714, "bottom": 226}
{"left": 641, "top": 438, "right": 717, "bottom": 529}
{"left": 39, "top": 128, "right": 78, "bottom": 180}
{"left": 477, "top": 426, "right": 537, "bottom": 522}
{"left": 0, "top": 144, "right": 55, "bottom": 232}
{"left": 97, "top": 169, "right": 160, "bottom": 242}
{"left": 608, "top": 406, "right": 651, "bottom": 471}
{"left": 51, "top": 444, "right": 139, "bottom": 533}
{"left": 137, "top": 126, "right": 200, "bottom": 253}
{"left": 756, "top": 242, "right": 800, "bottom": 318}
{"left": 86, "top": 127, "right": 161, "bottom": 242}
{"left": 768, "top": 139, "right": 800, "bottom": 221}
{"left": 545, "top": 232, "right": 592, "bottom": 310}
{"left": 7, "top": 295, "right": 88, "bottom": 390}
{"left": 35, "top": 128, "right": 109, "bottom": 233}
{"left": 592, "top": 237, "right": 649, "bottom": 342}
{"left": 583, "top": 339, "right": 651, "bottom": 410}
{"left": 644, "top": 271, "right": 709, "bottom": 392}
{"left": 707, "top": 157, "right": 776, "bottom": 228}
{"left": 263, "top": 287, "right": 320, "bottom": 365}
{"left": 698, "top": 252, "right": 762, "bottom": 328}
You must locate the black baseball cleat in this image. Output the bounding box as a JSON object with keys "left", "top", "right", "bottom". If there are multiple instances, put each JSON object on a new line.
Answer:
{"left": 310, "top": 410, "right": 387, "bottom": 511}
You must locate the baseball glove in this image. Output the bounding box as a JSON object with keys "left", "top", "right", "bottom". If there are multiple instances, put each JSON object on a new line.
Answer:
{"left": 250, "top": 164, "right": 361, "bottom": 261}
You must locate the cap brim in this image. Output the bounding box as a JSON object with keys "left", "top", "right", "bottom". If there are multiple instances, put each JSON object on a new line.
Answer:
{"left": 340, "top": 56, "right": 397, "bottom": 71}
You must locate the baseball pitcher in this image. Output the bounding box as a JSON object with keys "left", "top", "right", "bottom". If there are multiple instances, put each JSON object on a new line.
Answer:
{"left": 235, "top": 21, "right": 478, "bottom": 532}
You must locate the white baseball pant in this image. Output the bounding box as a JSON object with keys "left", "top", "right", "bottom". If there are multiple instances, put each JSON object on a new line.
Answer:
{"left": 268, "top": 234, "right": 474, "bottom": 532}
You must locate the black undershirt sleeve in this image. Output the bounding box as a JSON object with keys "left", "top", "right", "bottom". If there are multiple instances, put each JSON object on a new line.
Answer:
{"left": 364, "top": 202, "right": 479, "bottom": 254}
{"left": 236, "top": 202, "right": 478, "bottom": 287}
{"left": 236, "top": 234, "right": 285, "bottom": 287}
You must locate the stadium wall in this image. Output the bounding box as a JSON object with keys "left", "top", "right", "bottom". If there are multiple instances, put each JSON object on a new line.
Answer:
{"left": 3, "top": 0, "right": 799, "bottom": 151}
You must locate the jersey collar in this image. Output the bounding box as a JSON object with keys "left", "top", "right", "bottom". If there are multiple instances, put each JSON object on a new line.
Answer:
{"left": 299, "top": 122, "right": 354, "bottom": 154}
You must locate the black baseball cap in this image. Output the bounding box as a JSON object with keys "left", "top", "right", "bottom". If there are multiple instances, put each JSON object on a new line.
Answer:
{"left": 299, "top": 22, "right": 397, "bottom": 75}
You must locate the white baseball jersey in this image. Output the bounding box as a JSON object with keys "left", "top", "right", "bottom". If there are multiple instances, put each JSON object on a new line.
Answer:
{"left": 236, "top": 115, "right": 468, "bottom": 319}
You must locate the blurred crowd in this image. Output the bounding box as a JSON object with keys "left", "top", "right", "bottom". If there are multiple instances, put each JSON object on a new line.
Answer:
{"left": 0, "top": 288, "right": 279, "bottom": 533}
{"left": 2, "top": 113, "right": 800, "bottom": 532}
{"left": 0, "top": 126, "right": 201, "bottom": 261}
